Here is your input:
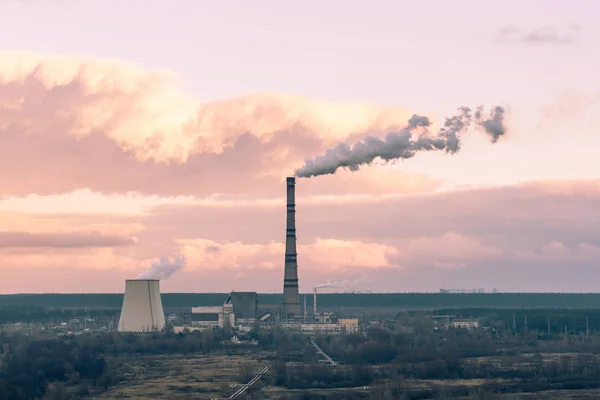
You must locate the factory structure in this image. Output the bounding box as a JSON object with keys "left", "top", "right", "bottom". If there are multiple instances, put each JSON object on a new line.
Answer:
{"left": 118, "top": 279, "right": 166, "bottom": 332}
{"left": 187, "top": 178, "right": 357, "bottom": 334}
{"left": 191, "top": 292, "right": 257, "bottom": 331}
{"left": 117, "top": 177, "right": 359, "bottom": 335}
{"left": 282, "top": 177, "right": 301, "bottom": 319}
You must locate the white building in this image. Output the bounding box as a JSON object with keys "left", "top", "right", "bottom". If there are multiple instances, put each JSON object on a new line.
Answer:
{"left": 338, "top": 318, "right": 359, "bottom": 333}
{"left": 451, "top": 319, "right": 480, "bottom": 330}
{"left": 191, "top": 304, "right": 235, "bottom": 329}
{"left": 118, "top": 280, "right": 166, "bottom": 332}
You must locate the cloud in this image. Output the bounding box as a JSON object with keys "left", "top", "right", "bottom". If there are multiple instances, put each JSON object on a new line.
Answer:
{"left": 0, "top": 231, "right": 136, "bottom": 248}
{"left": 497, "top": 24, "right": 582, "bottom": 45}
{"left": 1, "top": 50, "right": 599, "bottom": 293}
{"left": 0, "top": 179, "right": 599, "bottom": 292}
{"left": 394, "top": 232, "right": 502, "bottom": 268}
{"left": 176, "top": 237, "right": 398, "bottom": 271}
{"left": 0, "top": 51, "right": 426, "bottom": 197}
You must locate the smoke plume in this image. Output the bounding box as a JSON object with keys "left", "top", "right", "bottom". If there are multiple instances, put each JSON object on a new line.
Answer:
{"left": 315, "top": 278, "right": 369, "bottom": 289}
{"left": 315, "top": 280, "right": 349, "bottom": 289}
{"left": 136, "top": 254, "right": 187, "bottom": 280}
{"left": 295, "top": 105, "right": 507, "bottom": 178}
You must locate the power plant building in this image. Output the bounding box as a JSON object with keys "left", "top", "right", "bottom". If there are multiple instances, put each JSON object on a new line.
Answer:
{"left": 191, "top": 304, "right": 234, "bottom": 329}
{"left": 118, "top": 279, "right": 166, "bottom": 332}
{"left": 230, "top": 291, "right": 258, "bottom": 324}
{"left": 282, "top": 177, "right": 300, "bottom": 319}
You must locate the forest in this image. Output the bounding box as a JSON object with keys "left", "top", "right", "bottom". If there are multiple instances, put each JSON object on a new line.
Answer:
{"left": 5, "top": 315, "right": 600, "bottom": 398}
{"left": 3, "top": 292, "right": 600, "bottom": 310}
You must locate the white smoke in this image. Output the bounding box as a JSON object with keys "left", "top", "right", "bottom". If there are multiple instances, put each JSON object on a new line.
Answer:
{"left": 315, "top": 280, "right": 348, "bottom": 289}
{"left": 315, "top": 277, "right": 368, "bottom": 289}
{"left": 136, "top": 254, "right": 187, "bottom": 280}
{"left": 295, "top": 105, "right": 507, "bottom": 178}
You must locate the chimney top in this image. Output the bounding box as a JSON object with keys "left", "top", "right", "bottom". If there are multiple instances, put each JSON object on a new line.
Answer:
{"left": 286, "top": 177, "right": 296, "bottom": 183}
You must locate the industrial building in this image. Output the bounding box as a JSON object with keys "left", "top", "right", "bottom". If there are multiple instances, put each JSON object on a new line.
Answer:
{"left": 191, "top": 304, "right": 235, "bottom": 329}
{"left": 170, "top": 179, "right": 360, "bottom": 336}
{"left": 276, "top": 317, "right": 359, "bottom": 335}
{"left": 118, "top": 279, "right": 166, "bottom": 332}
{"left": 451, "top": 319, "right": 480, "bottom": 330}
{"left": 189, "top": 292, "right": 259, "bottom": 330}
{"left": 230, "top": 291, "right": 258, "bottom": 325}
{"left": 338, "top": 318, "right": 360, "bottom": 333}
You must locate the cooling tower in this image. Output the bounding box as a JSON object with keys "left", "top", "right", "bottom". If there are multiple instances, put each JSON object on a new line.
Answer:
{"left": 118, "top": 279, "right": 166, "bottom": 332}
{"left": 282, "top": 177, "right": 300, "bottom": 319}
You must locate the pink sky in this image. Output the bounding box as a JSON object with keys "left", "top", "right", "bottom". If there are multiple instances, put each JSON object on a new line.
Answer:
{"left": 0, "top": 1, "right": 599, "bottom": 293}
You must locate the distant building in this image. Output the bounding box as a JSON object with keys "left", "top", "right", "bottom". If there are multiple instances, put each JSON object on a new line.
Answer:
{"left": 300, "top": 323, "right": 340, "bottom": 333}
{"left": 191, "top": 305, "right": 235, "bottom": 329}
{"left": 338, "top": 318, "right": 359, "bottom": 333}
{"left": 231, "top": 292, "right": 257, "bottom": 317}
{"left": 440, "top": 288, "right": 485, "bottom": 294}
{"left": 451, "top": 319, "right": 480, "bottom": 330}
{"left": 118, "top": 279, "right": 165, "bottom": 332}
{"left": 230, "top": 292, "right": 258, "bottom": 326}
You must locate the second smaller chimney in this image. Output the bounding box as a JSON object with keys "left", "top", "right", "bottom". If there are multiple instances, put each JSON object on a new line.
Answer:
{"left": 313, "top": 287, "right": 317, "bottom": 317}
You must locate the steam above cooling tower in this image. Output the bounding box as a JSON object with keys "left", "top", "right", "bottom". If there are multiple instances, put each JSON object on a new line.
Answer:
{"left": 118, "top": 279, "right": 166, "bottom": 332}
{"left": 282, "top": 177, "right": 300, "bottom": 319}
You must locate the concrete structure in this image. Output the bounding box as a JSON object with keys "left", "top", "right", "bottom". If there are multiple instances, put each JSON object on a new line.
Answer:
{"left": 118, "top": 279, "right": 165, "bottom": 332}
{"left": 451, "top": 319, "right": 480, "bottom": 329}
{"left": 191, "top": 304, "right": 235, "bottom": 329}
{"left": 231, "top": 291, "right": 258, "bottom": 320}
{"left": 338, "top": 318, "right": 359, "bottom": 333}
{"left": 191, "top": 306, "right": 222, "bottom": 328}
{"left": 301, "top": 323, "right": 340, "bottom": 334}
{"left": 315, "top": 312, "right": 335, "bottom": 324}
{"left": 282, "top": 177, "right": 300, "bottom": 319}
{"left": 274, "top": 321, "right": 356, "bottom": 335}
{"left": 257, "top": 303, "right": 281, "bottom": 321}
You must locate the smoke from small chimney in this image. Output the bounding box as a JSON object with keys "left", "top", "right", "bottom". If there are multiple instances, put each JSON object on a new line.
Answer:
{"left": 315, "top": 280, "right": 349, "bottom": 289}
{"left": 136, "top": 254, "right": 187, "bottom": 280}
{"left": 294, "top": 105, "right": 507, "bottom": 178}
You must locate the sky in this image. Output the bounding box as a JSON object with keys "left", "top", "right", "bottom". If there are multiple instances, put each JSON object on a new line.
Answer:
{"left": 0, "top": 0, "right": 600, "bottom": 293}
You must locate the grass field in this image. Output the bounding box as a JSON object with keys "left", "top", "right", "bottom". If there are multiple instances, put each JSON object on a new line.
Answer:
{"left": 91, "top": 351, "right": 274, "bottom": 399}
{"left": 88, "top": 350, "right": 600, "bottom": 399}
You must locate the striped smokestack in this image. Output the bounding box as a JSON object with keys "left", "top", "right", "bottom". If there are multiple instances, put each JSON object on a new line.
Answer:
{"left": 282, "top": 177, "right": 300, "bottom": 319}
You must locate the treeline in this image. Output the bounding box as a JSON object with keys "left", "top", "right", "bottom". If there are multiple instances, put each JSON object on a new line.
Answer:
{"left": 4, "top": 292, "right": 600, "bottom": 310}
{"left": 0, "top": 328, "right": 298, "bottom": 399}
{"left": 436, "top": 307, "right": 600, "bottom": 334}
{"left": 272, "top": 327, "right": 600, "bottom": 398}
{"left": 0, "top": 330, "right": 232, "bottom": 399}
{"left": 313, "top": 328, "right": 499, "bottom": 366}
{"left": 0, "top": 336, "right": 108, "bottom": 399}
{"left": 0, "top": 307, "right": 119, "bottom": 324}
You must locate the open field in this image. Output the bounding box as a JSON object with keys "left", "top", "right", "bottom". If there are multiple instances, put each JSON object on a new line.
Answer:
{"left": 91, "top": 351, "right": 275, "bottom": 399}
{"left": 88, "top": 350, "right": 600, "bottom": 399}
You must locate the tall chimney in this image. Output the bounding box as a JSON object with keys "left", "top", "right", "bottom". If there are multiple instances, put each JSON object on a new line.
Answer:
{"left": 313, "top": 287, "right": 317, "bottom": 317}
{"left": 282, "top": 177, "right": 300, "bottom": 319}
